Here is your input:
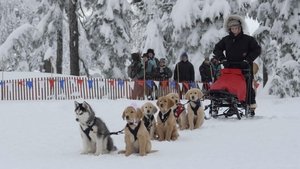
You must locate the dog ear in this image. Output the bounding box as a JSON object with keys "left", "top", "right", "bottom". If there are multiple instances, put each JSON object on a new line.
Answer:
{"left": 122, "top": 109, "right": 126, "bottom": 120}
{"left": 74, "top": 101, "right": 79, "bottom": 108}
{"left": 198, "top": 89, "right": 204, "bottom": 99}
{"left": 136, "top": 108, "right": 144, "bottom": 119}
{"left": 152, "top": 105, "right": 158, "bottom": 114}
{"left": 167, "top": 97, "right": 175, "bottom": 108}
{"left": 156, "top": 98, "right": 160, "bottom": 107}
{"left": 185, "top": 90, "right": 190, "bottom": 100}
{"left": 141, "top": 104, "right": 145, "bottom": 112}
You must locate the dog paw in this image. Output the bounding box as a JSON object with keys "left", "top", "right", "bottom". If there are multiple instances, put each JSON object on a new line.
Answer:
{"left": 139, "top": 152, "right": 146, "bottom": 156}
{"left": 80, "top": 151, "right": 89, "bottom": 155}
{"left": 125, "top": 152, "right": 132, "bottom": 156}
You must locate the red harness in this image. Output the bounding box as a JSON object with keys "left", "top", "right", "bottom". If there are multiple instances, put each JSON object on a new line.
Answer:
{"left": 174, "top": 103, "right": 185, "bottom": 118}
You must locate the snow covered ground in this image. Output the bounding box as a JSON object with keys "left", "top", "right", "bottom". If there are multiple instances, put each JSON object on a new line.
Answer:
{"left": 0, "top": 72, "right": 299, "bottom": 169}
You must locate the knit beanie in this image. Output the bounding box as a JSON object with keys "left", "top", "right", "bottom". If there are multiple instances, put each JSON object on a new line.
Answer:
{"left": 180, "top": 52, "right": 188, "bottom": 60}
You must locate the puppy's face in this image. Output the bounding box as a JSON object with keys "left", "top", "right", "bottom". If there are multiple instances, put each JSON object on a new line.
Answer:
{"left": 185, "top": 88, "right": 203, "bottom": 101}
{"left": 156, "top": 96, "right": 175, "bottom": 112}
{"left": 141, "top": 102, "right": 157, "bottom": 116}
{"left": 166, "top": 93, "right": 179, "bottom": 104}
{"left": 74, "top": 101, "right": 94, "bottom": 124}
{"left": 122, "top": 106, "right": 143, "bottom": 124}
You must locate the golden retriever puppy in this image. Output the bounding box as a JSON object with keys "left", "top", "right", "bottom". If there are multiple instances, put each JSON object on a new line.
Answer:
{"left": 166, "top": 93, "right": 188, "bottom": 130}
{"left": 156, "top": 96, "right": 179, "bottom": 141}
{"left": 185, "top": 88, "right": 205, "bottom": 130}
{"left": 141, "top": 102, "right": 158, "bottom": 140}
{"left": 122, "top": 106, "right": 151, "bottom": 156}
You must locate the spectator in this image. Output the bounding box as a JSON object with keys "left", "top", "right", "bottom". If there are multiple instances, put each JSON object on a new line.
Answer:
{"left": 142, "top": 53, "right": 156, "bottom": 80}
{"left": 174, "top": 52, "right": 195, "bottom": 82}
{"left": 142, "top": 53, "right": 156, "bottom": 100}
{"left": 128, "top": 53, "right": 144, "bottom": 80}
{"left": 128, "top": 53, "right": 144, "bottom": 99}
{"left": 174, "top": 52, "right": 195, "bottom": 94}
{"left": 199, "top": 57, "right": 213, "bottom": 91}
{"left": 147, "top": 48, "right": 159, "bottom": 67}
{"left": 153, "top": 58, "right": 172, "bottom": 81}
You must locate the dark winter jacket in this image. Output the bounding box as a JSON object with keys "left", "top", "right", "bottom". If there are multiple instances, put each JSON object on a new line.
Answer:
{"left": 128, "top": 61, "right": 144, "bottom": 80}
{"left": 199, "top": 61, "right": 213, "bottom": 83}
{"left": 174, "top": 61, "right": 195, "bottom": 82}
{"left": 213, "top": 32, "right": 261, "bottom": 63}
{"left": 153, "top": 66, "right": 173, "bottom": 81}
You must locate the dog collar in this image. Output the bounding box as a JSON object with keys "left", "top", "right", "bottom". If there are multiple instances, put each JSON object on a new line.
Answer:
{"left": 126, "top": 121, "right": 141, "bottom": 141}
{"left": 190, "top": 99, "right": 201, "bottom": 115}
{"left": 143, "top": 115, "right": 154, "bottom": 131}
{"left": 159, "top": 109, "right": 171, "bottom": 123}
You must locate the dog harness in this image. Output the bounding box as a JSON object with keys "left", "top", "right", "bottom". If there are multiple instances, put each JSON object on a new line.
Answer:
{"left": 80, "top": 118, "right": 95, "bottom": 141}
{"left": 143, "top": 114, "right": 154, "bottom": 132}
{"left": 126, "top": 121, "right": 141, "bottom": 141}
{"left": 190, "top": 99, "right": 201, "bottom": 116}
{"left": 173, "top": 103, "right": 185, "bottom": 118}
{"left": 158, "top": 109, "right": 171, "bottom": 123}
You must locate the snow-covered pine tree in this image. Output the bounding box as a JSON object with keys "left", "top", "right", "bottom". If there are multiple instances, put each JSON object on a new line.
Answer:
{"left": 130, "top": 0, "right": 175, "bottom": 65}
{"left": 83, "top": 0, "right": 132, "bottom": 78}
{"left": 0, "top": 0, "right": 37, "bottom": 71}
{"left": 33, "top": 0, "right": 69, "bottom": 74}
{"left": 169, "top": 0, "right": 250, "bottom": 79}
{"left": 0, "top": 0, "right": 33, "bottom": 45}
{"left": 249, "top": 0, "right": 300, "bottom": 97}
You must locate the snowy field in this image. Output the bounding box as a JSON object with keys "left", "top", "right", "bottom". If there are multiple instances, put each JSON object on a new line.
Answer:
{"left": 1, "top": 93, "right": 299, "bottom": 169}
{"left": 0, "top": 73, "right": 300, "bottom": 169}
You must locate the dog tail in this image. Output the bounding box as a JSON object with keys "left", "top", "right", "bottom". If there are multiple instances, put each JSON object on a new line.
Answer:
{"left": 112, "top": 146, "right": 117, "bottom": 152}
{"left": 149, "top": 150, "right": 158, "bottom": 154}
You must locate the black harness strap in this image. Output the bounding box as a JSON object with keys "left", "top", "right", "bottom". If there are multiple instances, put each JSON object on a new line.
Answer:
{"left": 80, "top": 119, "right": 95, "bottom": 141}
{"left": 109, "top": 129, "right": 124, "bottom": 136}
{"left": 158, "top": 109, "right": 171, "bottom": 123}
{"left": 190, "top": 100, "right": 201, "bottom": 116}
{"left": 143, "top": 114, "right": 154, "bottom": 132}
{"left": 126, "top": 121, "right": 141, "bottom": 141}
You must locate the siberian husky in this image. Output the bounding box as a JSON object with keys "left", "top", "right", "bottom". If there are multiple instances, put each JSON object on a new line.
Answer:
{"left": 74, "top": 101, "right": 116, "bottom": 155}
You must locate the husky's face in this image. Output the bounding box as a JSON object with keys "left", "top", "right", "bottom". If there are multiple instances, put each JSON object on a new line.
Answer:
{"left": 75, "top": 101, "right": 93, "bottom": 124}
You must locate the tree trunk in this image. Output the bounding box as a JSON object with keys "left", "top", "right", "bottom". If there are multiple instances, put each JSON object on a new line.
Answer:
{"left": 56, "top": 1, "right": 64, "bottom": 74}
{"left": 56, "top": 24, "right": 63, "bottom": 74}
{"left": 69, "top": 0, "right": 79, "bottom": 76}
{"left": 263, "top": 63, "right": 268, "bottom": 87}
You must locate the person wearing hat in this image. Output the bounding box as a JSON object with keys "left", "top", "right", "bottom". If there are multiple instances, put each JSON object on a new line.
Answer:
{"left": 153, "top": 58, "right": 173, "bottom": 81}
{"left": 174, "top": 52, "right": 195, "bottom": 82}
{"left": 147, "top": 48, "right": 159, "bottom": 68}
{"left": 213, "top": 15, "right": 261, "bottom": 117}
{"left": 173, "top": 52, "right": 195, "bottom": 95}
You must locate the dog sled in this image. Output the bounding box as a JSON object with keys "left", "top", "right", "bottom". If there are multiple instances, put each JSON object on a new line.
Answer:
{"left": 204, "top": 61, "right": 253, "bottom": 120}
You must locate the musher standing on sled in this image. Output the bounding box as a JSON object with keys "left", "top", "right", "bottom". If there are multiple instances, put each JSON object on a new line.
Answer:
{"left": 213, "top": 14, "right": 261, "bottom": 117}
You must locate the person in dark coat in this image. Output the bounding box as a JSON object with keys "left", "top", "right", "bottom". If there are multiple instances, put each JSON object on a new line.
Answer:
{"left": 213, "top": 14, "right": 261, "bottom": 116}
{"left": 199, "top": 57, "right": 213, "bottom": 91}
{"left": 174, "top": 52, "right": 195, "bottom": 82}
{"left": 128, "top": 53, "right": 144, "bottom": 99}
{"left": 174, "top": 52, "right": 195, "bottom": 95}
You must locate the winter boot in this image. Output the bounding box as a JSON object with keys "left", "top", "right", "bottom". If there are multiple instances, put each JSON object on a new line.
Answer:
{"left": 249, "top": 104, "right": 257, "bottom": 117}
